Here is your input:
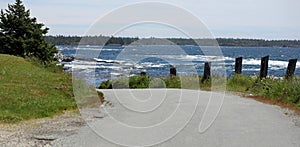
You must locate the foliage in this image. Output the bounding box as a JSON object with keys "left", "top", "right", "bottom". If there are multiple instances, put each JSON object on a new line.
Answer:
{"left": 169, "top": 38, "right": 300, "bottom": 47}
{"left": 46, "top": 35, "right": 139, "bottom": 46}
{"left": 227, "top": 74, "right": 255, "bottom": 92}
{"left": 98, "top": 80, "right": 112, "bottom": 89}
{"left": 227, "top": 74, "right": 300, "bottom": 107}
{"left": 162, "top": 76, "right": 181, "bottom": 88}
{"left": 99, "top": 75, "right": 152, "bottom": 89}
{"left": 0, "top": 54, "right": 76, "bottom": 123}
{"left": 249, "top": 77, "right": 300, "bottom": 104}
{"left": 0, "top": 0, "right": 57, "bottom": 64}
{"left": 129, "top": 75, "right": 151, "bottom": 89}
{"left": 46, "top": 35, "right": 82, "bottom": 46}
{"left": 98, "top": 75, "right": 181, "bottom": 89}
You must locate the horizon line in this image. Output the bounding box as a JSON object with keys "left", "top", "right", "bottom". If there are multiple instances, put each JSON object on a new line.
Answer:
{"left": 46, "top": 35, "right": 300, "bottom": 41}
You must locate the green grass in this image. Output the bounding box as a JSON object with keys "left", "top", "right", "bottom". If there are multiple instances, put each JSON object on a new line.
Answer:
{"left": 98, "top": 75, "right": 182, "bottom": 89}
{"left": 99, "top": 75, "right": 222, "bottom": 90}
{"left": 227, "top": 74, "right": 300, "bottom": 107}
{"left": 0, "top": 54, "right": 76, "bottom": 123}
{"left": 227, "top": 74, "right": 255, "bottom": 92}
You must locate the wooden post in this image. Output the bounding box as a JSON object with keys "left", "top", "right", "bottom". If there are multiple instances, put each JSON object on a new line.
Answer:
{"left": 260, "top": 56, "right": 269, "bottom": 79}
{"left": 170, "top": 67, "right": 177, "bottom": 76}
{"left": 235, "top": 57, "right": 243, "bottom": 74}
{"left": 140, "top": 71, "right": 147, "bottom": 76}
{"left": 285, "top": 59, "right": 297, "bottom": 79}
{"left": 201, "top": 62, "right": 211, "bottom": 82}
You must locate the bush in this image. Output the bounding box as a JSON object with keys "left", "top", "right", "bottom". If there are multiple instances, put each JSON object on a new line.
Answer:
{"left": 162, "top": 76, "right": 181, "bottom": 88}
{"left": 129, "top": 75, "right": 151, "bottom": 89}
{"left": 98, "top": 80, "right": 112, "bottom": 89}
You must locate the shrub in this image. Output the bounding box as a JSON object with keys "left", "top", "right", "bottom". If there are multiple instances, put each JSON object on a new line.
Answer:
{"left": 162, "top": 76, "right": 181, "bottom": 88}
{"left": 99, "top": 80, "right": 112, "bottom": 89}
{"left": 129, "top": 75, "right": 151, "bottom": 89}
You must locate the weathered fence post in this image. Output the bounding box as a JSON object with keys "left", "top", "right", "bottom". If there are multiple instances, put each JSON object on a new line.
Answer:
{"left": 285, "top": 59, "right": 297, "bottom": 79}
{"left": 260, "top": 56, "right": 269, "bottom": 79}
{"left": 140, "top": 71, "right": 147, "bottom": 76}
{"left": 170, "top": 67, "right": 177, "bottom": 76}
{"left": 235, "top": 57, "right": 243, "bottom": 74}
{"left": 201, "top": 62, "right": 211, "bottom": 82}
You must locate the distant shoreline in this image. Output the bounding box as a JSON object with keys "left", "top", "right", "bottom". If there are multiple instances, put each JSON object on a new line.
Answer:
{"left": 46, "top": 36, "right": 300, "bottom": 48}
{"left": 56, "top": 44, "right": 300, "bottom": 49}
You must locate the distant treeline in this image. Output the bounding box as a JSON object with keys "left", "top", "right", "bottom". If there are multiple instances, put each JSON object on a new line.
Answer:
{"left": 45, "top": 36, "right": 139, "bottom": 46}
{"left": 46, "top": 35, "right": 300, "bottom": 47}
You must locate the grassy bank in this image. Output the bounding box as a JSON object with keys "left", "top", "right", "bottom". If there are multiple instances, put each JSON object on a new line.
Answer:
{"left": 227, "top": 74, "right": 300, "bottom": 108}
{"left": 99, "top": 74, "right": 300, "bottom": 108}
{"left": 0, "top": 54, "right": 76, "bottom": 123}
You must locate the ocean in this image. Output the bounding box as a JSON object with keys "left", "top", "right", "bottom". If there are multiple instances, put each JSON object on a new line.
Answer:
{"left": 58, "top": 45, "right": 300, "bottom": 86}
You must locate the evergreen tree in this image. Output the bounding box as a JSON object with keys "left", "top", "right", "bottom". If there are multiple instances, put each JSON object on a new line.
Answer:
{"left": 0, "top": 0, "right": 57, "bottom": 64}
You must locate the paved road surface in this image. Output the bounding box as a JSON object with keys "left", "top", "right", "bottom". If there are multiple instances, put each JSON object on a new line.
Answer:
{"left": 53, "top": 89, "right": 300, "bottom": 147}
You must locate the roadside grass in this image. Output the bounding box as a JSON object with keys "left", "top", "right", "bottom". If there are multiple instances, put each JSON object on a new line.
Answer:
{"left": 99, "top": 74, "right": 300, "bottom": 108}
{"left": 0, "top": 54, "right": 77, "bottom": 123}
{"left": 226, "top": 74, "right": 255, "bottom": 92}
{"left": 227, "top": 74, "right": 300, "bottom": 108}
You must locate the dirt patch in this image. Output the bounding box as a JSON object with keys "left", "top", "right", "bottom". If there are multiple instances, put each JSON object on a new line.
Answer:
{"left": 0, "top": 110, "right": 85, "bottom": 146}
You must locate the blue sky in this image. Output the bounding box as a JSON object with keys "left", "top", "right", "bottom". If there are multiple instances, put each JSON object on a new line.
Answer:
{"left": 1, "top": 0, "right": 300, "bottom": 39}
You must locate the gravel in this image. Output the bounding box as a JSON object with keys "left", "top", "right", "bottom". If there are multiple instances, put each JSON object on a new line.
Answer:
{"left": 0, "top": 111, "right": 85, "bottom": 147}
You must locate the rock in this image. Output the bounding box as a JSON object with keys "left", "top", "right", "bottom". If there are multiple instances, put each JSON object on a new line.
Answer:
{"left": 62, "top": 56, "right": 75, "bottom": 62}
{"left": 54, "top": 52, "right": 74, "bottom": 62}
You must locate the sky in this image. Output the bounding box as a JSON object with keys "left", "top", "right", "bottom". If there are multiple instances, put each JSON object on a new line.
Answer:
{"left": 1, "top": 0, "right": 300, "bottom": 40}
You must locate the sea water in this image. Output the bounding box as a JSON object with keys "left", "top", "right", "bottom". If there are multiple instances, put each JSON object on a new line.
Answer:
{"left": 58, "top": 45, "right": 300, "bottom": 86}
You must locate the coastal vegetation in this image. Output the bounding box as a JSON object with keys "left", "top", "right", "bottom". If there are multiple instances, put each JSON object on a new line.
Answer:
{"left": 227, "top": 74, "right": 300, "bottom": 107}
